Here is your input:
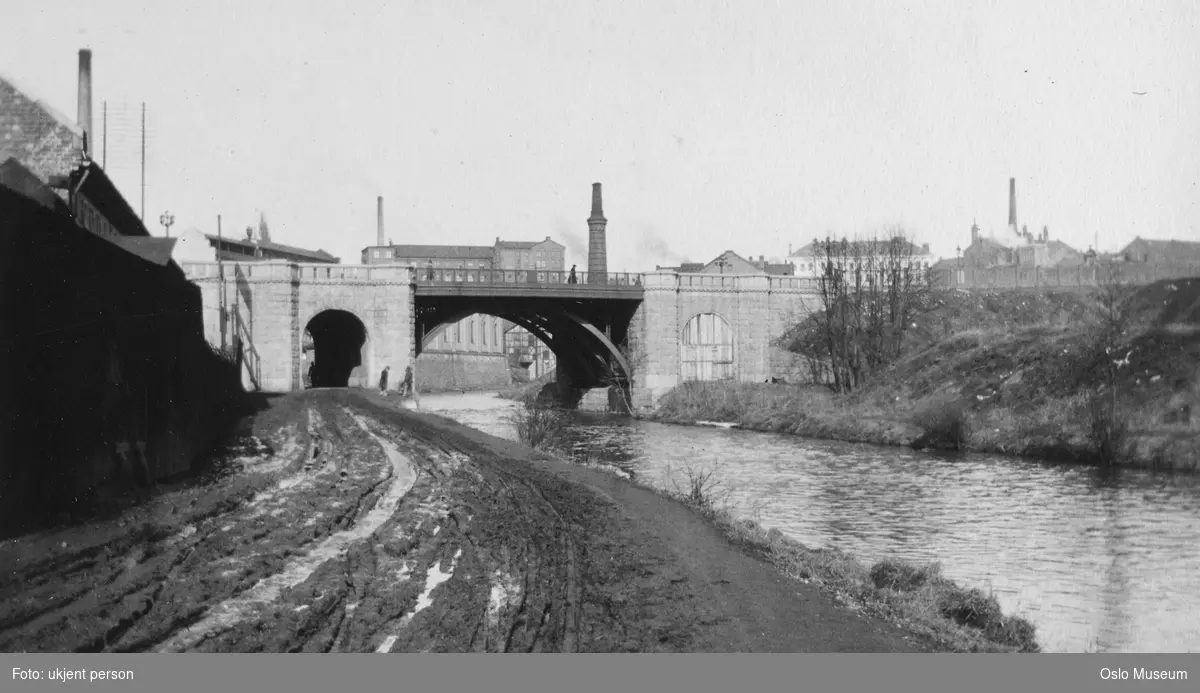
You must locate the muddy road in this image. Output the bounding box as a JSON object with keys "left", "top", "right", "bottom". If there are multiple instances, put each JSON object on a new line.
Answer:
{"left": 0, "top": 390, "right": 929, "bottom": 653}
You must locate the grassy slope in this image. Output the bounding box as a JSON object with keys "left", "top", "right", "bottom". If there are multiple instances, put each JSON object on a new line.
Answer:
{"left": 650, "top": 278, "right": 1200, "bottom": 470}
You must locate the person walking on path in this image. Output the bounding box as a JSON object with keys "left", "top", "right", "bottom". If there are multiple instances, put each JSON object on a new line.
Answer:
{"left": 379, "top": 366, "right": 390, "bottom": 396}
{"left": 399, "top": 365, "right": 414, "bottom": 397}
{"left": 568, "top": 264, "right": 578, "bottom": 284}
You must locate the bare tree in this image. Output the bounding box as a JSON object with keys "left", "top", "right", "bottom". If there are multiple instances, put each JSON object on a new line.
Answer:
{"left": 1087, "top": 261, "right": 1133, "bottom": 465}
{"left": 792, "top": 229, "right": 929, "bottom": 394}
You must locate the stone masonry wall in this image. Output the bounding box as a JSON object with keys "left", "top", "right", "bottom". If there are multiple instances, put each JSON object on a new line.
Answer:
{"left": 415, "top": 350, "right": 510, "bottom": 392}
{"left": 631, "top": 272, "right": 819, "bottom": 409}
{"left": 631, "top": 272, "right": 681, "bottom": 409}
{"left": 181, "top": 262, "right": 414, "bottom": 393}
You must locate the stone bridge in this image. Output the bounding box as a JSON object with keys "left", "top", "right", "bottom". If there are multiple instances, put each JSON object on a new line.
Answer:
{"left": 181, "top": 261, "right": 820, "bottom": 410}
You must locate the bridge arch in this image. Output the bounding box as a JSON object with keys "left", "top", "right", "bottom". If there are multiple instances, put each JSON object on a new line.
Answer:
{"left": 304, "top": 308, "right": 370, "bottom": 388}
{"left": 418, "top": 307, "right": 631, "bottom": 389}
{"left": 680, "top": 312, "right": 734, "bottom": 381}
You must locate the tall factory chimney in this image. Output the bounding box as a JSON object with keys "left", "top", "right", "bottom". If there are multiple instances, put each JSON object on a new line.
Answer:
{"left": 587, "top": 182, "right": 608, "bottom": 283}
{"left": 1008, "top": 177, "right": 1017, "bottom": 230}
{"left": 77, "top": 49, "right": 93, "bottom": 156}
{"left": 376, "top": 196, "right": 385, "bottom": 247}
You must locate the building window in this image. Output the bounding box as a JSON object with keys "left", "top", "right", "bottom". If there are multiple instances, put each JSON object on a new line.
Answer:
{"left": 456, "top": 322, "right": 462, "bottom": 343}
{"left": 482, "top": 318, "right": 488, "bottom": 346}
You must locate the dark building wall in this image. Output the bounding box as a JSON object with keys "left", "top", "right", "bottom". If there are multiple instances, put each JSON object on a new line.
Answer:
{"left": 0, "top": 185, "right": 244, "bottom": 528}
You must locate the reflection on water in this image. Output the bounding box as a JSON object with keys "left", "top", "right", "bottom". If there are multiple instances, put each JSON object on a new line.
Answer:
{"left": 422, "top": 392, "right": 1200, "bottom": 653}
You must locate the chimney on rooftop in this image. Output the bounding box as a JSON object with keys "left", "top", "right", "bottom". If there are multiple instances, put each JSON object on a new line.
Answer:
{"left": 77, "top": 49, "right": 93, "bottom": 156}
{"left": 1008, "top": 178, "right": 1017, "bottom": 229}
{"left": 587, "top": 182, "right": 608, "bottom": 283}
{"left": 376, "top": 196, "right": 384, "bottom": 247}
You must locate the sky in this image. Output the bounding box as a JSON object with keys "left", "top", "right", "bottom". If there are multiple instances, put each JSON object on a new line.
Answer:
{"left": 2, "top": 0, "right": 1197, "bottom": 269}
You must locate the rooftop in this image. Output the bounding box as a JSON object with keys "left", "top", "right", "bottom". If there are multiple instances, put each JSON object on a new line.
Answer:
{"left": 208, "top": 234, "right": 339, "bottom": 262}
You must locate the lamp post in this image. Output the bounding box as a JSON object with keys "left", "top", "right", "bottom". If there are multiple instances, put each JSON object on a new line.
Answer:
{"left": 159, "top": 211, "right": 175, "bottom": 238}
{"left": 715, "top": 257, "right": 730, "bottom": 274}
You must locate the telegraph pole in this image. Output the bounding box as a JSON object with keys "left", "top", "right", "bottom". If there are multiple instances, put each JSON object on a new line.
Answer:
{"left": 140, "top": 102, "right": 145, "bottom": 222}
{"left": 218, "top": 214, "right": 227, "bottom": 352}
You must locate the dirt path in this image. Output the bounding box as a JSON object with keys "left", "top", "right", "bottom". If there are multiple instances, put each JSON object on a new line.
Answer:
{"left": 0, "top": 389, "right": 929, "bottom": 653}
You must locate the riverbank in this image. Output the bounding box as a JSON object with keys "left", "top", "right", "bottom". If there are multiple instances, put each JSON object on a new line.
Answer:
{"left": 649, "top": 280, "right": 1200, "bottom": 471}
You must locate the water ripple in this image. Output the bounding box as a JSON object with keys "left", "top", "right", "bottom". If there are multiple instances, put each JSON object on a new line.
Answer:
{"left": 423, "top": 392, "right": 1200, "bottom": 653}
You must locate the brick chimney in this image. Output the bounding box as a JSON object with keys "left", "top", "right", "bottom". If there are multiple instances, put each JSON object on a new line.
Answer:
{"left": 587, "top": 182, "right": 607, "bottom": 283}
{"left": 77, "top": 49, "right": 93, "bottom": 156}
{"left": 1042, "top": 225, "right": 1049, "bottom": 242}
{"left": 1008, "top": 178, "right": 1017, "bottom": 229}
{"left": 376, "top": 196, "right": 384, "bottom": 247}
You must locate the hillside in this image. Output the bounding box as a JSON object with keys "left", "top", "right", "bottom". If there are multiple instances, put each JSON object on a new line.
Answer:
{"left": 652, "top": 277, "right": 1200, "bottom": 470}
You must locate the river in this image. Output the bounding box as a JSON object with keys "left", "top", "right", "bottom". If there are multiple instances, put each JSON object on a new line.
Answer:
{"left": 417, "top": 391, "right": 1200, "bottom": 653}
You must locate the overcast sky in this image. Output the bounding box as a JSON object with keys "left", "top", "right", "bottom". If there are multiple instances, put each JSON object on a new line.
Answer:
{"left": 2, "top": 0, "right": 1197, "bottom": 268}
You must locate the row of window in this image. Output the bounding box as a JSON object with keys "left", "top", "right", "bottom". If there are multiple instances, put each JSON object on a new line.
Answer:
{"left": 795, "top": 261, "right": 931, "bottom": 272}
{"left": 439, "top": 314, "right": 504, "bottom": 350}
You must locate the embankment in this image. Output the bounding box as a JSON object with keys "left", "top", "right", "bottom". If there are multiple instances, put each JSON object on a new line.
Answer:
{"left": 647, "top": 280, "right": 1200, "bottom": 471}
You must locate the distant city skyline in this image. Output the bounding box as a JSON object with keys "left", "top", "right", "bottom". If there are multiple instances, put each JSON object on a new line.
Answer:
{"left": 2, "top": 0, "right": 1196, "bottom": 268}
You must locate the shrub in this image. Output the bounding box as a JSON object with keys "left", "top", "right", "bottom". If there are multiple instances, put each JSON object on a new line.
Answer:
{"left": 912, "top": 396, "right": 970, "bottom": 450}
{"left": 1086, "top": 392, "right": 1128, "bottom": 466}
{"left": 869, "top": 559, "right": 940, "bottom": 591}
{"left": 507, "top": 395, "right": 570, "bottom": 451}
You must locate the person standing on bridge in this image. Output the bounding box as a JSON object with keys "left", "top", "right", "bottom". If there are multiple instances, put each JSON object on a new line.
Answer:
{"left": 379, "top": 366, "right": 390, "bottom": 396}
{"left": 568, "top": 264, "right": 578, "bottom": 284}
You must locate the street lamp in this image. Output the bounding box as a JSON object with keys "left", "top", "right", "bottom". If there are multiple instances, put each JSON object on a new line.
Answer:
{"left": 159, "top": 211, "right": 175, "bottom": 238}
{"left": 715, "top": 257, "right": 730, "bottom": 274}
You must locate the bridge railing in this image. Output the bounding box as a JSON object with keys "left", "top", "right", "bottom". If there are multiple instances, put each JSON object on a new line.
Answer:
{"left": 670, "top": 272, "right": 823, "bottom": 292}
{"left": 414, "top": 268, "right": 645, "bottom": 287}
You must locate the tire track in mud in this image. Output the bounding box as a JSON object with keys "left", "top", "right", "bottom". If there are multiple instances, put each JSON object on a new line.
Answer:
{"left": 153, "top": 409, "right": 417, "bottom": 652}
{"left": 5, "top": 389, "right": 888, "bottom": 654}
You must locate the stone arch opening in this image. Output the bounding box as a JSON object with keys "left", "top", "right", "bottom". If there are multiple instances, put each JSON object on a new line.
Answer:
{"left": 305, "top": 309, "right": 368, "bottom": 388}
{"left": 681, "top": 312, "right": 734, "bottom": 381}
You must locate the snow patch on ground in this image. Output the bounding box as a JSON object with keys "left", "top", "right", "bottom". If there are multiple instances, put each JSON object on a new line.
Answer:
{"left": 375, "top": 549, "right": 463, "bottom": 653}
{"left": 486, "top": 570, "right": 522, "bottom": 631}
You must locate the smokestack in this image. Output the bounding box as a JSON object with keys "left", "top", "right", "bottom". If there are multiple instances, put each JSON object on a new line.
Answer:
{"left": 587, "top": 182, "right": 607, "bottom": 282}
{"left": 376, "top": 196, "right": 384, "bottom": 247}
{"left": 77, "top": 49, "right": 93, "bottom": 156}
{"left": 1008, "top": 177, "right": 1017, "bottom": 229}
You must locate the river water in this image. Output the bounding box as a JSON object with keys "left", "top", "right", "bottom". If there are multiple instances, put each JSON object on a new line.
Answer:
{"left": 418, "top": 391, "right": 1200, "bottom": 653}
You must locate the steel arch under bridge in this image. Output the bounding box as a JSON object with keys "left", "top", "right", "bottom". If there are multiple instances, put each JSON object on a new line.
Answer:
{"left": 413, "top": 270, "right": 644, "bottom": 391}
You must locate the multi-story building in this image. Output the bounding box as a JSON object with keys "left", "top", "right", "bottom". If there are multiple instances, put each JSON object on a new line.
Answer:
{"left": 361, "top": 236, "right": 566, "bottom": 272}
{"left": 787, "top": 237, "right": 935, "bottom": 279}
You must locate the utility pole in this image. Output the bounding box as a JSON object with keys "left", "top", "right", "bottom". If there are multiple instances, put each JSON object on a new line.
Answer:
{"left": 102, "top": 101, "right": 107, "bottom": 168}
{"left": 140, "top": 102, "right": 145, "bottom": 222}
{"left": 218, "top": 214, "right": 227, "bottom": 352}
